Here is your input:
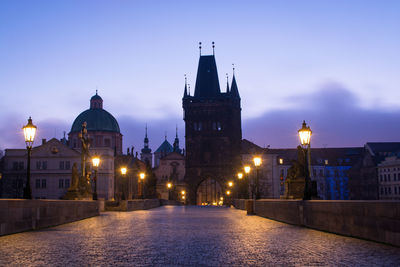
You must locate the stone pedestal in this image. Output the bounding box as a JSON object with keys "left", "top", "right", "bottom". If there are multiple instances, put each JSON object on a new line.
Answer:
{"left": 282, "top": 179, "right": 305, "bottom": 199}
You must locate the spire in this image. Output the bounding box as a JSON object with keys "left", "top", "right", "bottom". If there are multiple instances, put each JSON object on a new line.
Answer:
{"left": 183, "top": 74, "right": 188, "bottom": 98}
{"left": 141, "top": 124, "right": 151, "bottom": 153}
{"left": 194, "top": 54, "right": 221, "bottom": 97}
{"left": 199, "top": 42, "right": 202, "bottom": 56}
{"left": 188, "top": 84, "right": 191, "bottom": 96}
{"left": 212, "top": 41, "right": 215, "bottom": 55}
{"left": 230, "top": 65, "right": 240, "bottom": 98}
{"left": 173, "top": 125, "right": 181, "bottom": 153}
{"left": 226, "top": 73, "right": 230, "bottom": 93}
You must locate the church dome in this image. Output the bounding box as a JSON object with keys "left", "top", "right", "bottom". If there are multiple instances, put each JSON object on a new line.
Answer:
{"left": 70, "top": 93, "right": 120, "bottom": 133}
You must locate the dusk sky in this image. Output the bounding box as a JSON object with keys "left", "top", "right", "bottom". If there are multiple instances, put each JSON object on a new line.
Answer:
{"left": 1, "top": 0, "right": 400, "bottom": 152}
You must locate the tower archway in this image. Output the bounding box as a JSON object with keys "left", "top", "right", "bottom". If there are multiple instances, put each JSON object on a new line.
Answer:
{"left": 196, "top": 178, "right": 223, "bottom": 205}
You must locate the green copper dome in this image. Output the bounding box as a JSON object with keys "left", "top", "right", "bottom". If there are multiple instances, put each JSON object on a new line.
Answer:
{"left": 70, "top": 93, "right": 120, "bottom": 133}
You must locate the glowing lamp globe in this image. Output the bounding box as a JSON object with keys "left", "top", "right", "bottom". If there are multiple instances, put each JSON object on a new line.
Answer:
{"left": 22, "top": 117, "right": 37, "bottom": 148}
{"left": 120, "top": 167, "right": 127, "bottom": 175}
{"left": 92, "top": 156, "right": 100, "bottom": 167}
{"left": 298, "top": 120, "right": 312, "bottom": 147}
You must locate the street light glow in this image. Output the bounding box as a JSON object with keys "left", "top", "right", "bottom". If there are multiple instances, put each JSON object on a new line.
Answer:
{"left": 244, "top": 166, "right": 251, "bottom": 174}
{"left": 228, "top": 181, "right": 233, "bottom": 187}
{"left": 120, "top": 167, "right": 127, "bottom": 175}
{"left": 253, "top": 156, "right": 262, "bottom": 167}
{"left": 92, "top": 156, "right": 100, "bottom": 167}
{"left": 139, "top": 172, "right": 145, "bottom": 179}
{"left": 226, "top": 190, "right": 231, "bottom": 195}
{"left": 237, "top": 172, "right": 243, "bottom": 179}
{"left": 22, "top": 117, "right": 37, "bottom": 148}
{"left": 298, "top": 120, "right": 312, "bottom": 147}
{"left": 167, "top": 182, "right": 172, "bottom": 189}
{"left": 181, "top": 190, "right": 185, "bottom": 195}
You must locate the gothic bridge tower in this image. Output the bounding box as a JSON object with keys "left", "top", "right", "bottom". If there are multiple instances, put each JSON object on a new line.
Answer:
{"left": 182, "top": 47, "right": 242, "bottom": 205}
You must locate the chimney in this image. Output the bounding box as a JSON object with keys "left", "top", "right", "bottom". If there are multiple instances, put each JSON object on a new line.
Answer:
{"left": 42, "top": 139, "right": 46, "bottom": 145}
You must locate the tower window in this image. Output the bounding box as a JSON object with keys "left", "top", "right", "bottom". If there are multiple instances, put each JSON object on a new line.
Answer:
{"left": 217, "top": 122, "right": 222, "bottom": 131}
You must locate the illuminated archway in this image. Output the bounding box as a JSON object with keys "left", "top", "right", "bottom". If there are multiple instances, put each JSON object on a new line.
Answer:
{"left": 196, "top": 178, "right": 223, "bottom": 206}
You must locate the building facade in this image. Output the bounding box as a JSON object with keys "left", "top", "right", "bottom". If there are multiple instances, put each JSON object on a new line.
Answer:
{"left": 378, "top": 156, "right": 400, "bottom": 200}
{"left": 183, "top": 53, "right": 242, "bottom": 205}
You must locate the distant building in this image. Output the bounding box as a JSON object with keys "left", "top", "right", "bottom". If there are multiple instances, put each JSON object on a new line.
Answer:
{"left": 349, "top": 142, "right": 400, "bottom": 200}
{"left": 68, "top": 92, "right": 123, "bottom": 155}
{"left": 377, "top": 156, "right": 400, "bottom": 200}
{"left": 154, "top": 137, "right": 174, "bottom": 168}
{"left": 1, "top": 138, "right": 80, "bottom": 199}
{"left": 241, "top": 139, "right": 363, "bottom": 200}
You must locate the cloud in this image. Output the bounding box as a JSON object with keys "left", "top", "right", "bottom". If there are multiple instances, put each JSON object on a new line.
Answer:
{"left": 244, "top": 82, "right": 400, "bottom": 148}
{"left": 1, "top": 82, "right": 399, "bottom": 153}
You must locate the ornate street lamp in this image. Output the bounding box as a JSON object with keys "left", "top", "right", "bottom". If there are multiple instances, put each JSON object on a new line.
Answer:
{"left": 237, "top": 172, "right": 243, "bottom": 179}
{"left": 92, "top": 156, "right": 100, "bottom": 200}
{"left": 298, "top": 120, "right": 312, "bottom": 200}
{"left": 138, "top": 171, "right": 145, "bottom": 199}
{"left": 167, "top": 182, "right": 172, "bottom": 200}
{"left": 253, "top": 156, "right": 262, "bottom": 200}
{"left": 228, "top": 181, "right": 233, "bottom": 187}
{"left": 22, "top": 117, "right": 37, "bottom": 199}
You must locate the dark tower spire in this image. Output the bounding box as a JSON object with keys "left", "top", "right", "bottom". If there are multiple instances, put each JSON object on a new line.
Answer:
{"left": 194, "top": 54, "right": 221, "bottom": 97}
{"left": 212, "top": 41, "right": 215, "bottom": 55}
{"left": 183, "top": 74, "right": 188, "bottom": 98}
{"left": 230, "top": 65, "right": 240, "bottom": 98}
{"left": 173, "top": 125, "right": 181, "bottom": 153}
{"left": 141, "top": 124, "right": 151, "bottom": 152}
{"left": 226, "top": 73, "right": 230, "bottom": 93}
{"left": 188, "top": 84, "right": 191, "bottom": 96}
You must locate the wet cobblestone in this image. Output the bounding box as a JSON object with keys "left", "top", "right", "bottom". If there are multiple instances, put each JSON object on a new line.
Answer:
{"left": 0, "top": 206, "right": 399, "bottom": 266}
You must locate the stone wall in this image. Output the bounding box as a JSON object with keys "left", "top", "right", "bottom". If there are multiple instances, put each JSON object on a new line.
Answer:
{"left": 105, "top": 199, "right": 160, "bottom": 211}
{"left": 232, "top": 199, "right": 246, "bottom": 210}
{"left": 0, "top": 199, "right": 99, "bottom": 236}
{"left": 253, "top": 199, "right": 400, "bottom": 247}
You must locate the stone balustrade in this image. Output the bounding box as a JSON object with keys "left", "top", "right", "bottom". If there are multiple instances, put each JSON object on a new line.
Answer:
{"left": 233, "top": 199, "right": 400, "bottom": 247}
{"left": 0, "top": 199, "right": 99, "bottom": 236}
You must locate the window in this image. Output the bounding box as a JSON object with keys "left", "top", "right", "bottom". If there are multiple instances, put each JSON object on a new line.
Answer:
{"left": 394, "top": 173, "right": 397, "bottom": 181}
{"left": 279, "top": 158, "right": 283, "bottom": 164}
{"left": 384, "top": 174, "right": 387, "bottom": 182}
{"left": 59, "top": 161, "right": 64, "bottom": 170}
{"left": 41, "top": 179, "right": 47, "bottom": 189}
{"left": 35, "top": 179, "right": 40, "bottom": 189}
{"left": 313, "top": 169, "right": 316, "bottom": 177}
{"left": 380, "top": 175, "right": 383, "bottom": 182}
{"left": 395, "top": 187, "right": 398, "bottom": 195}
{"left": 13, "top": 162, "right": 18, "bottom": 170}
{"left": 65, "top": 179, "right": 70, "bottom": 188}
{"left": 36, "top": 161, "right": 41, "bottom": 170}
{"left": 388, "top": 187, "right": 392, "bottom": 194}
{"left": 104, "top": 139, "right": 111, "bottom": 147}
{"left": 42, "top": 161, "right": 47, "bottom": 170}
{"left": 18, "top": 162, "right": 24, "bottom": 170}
{"left": 388, "top": 174, "right": 391, "bottom": 182}
{"left": 59, "top": 179, "right": 64, "bottom": 188}
{"left": 65, "top": 161, "right": 71, "bottom": 170}
{"left": 319, "top": 169, "right": 323, "bottom": 177}
{"left": 334, "top": 170, "right": 339, "bottom": 177}
{"left": 324, "top": 159, "right": 329, "bottom": 165}
{"left": 380, "top": 187, "right": 384, "bottom": 195}
{"left": 217, "top": 122, "right": 222, "bottom": 131}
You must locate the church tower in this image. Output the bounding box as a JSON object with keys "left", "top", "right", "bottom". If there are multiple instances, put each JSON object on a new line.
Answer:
{"left": 182, "top": 46, "right": 242, "bottom": 204}
{"left": 140, "top": 126, "right": 152, "bottom": 166}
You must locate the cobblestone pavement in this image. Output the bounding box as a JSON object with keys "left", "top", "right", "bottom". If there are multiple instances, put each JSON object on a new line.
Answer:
{"left": 1, "top": 206, "right": 400, "bottom": 266}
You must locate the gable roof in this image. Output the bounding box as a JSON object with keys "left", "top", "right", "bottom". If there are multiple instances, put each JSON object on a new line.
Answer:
{"left": 155, "top": 140, "right": 173, "bottom": 153}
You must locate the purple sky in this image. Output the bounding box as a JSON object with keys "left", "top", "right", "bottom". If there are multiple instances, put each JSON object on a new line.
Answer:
{"left": 1, "top": 0, "right": 400, "bottom": 153}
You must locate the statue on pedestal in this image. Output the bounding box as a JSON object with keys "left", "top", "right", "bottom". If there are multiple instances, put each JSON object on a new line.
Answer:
{"left": 64, "top": 122, "right": 92, "bottom": 200}
{"left": 282, "top": 146, "right": 306, "bottom": 199}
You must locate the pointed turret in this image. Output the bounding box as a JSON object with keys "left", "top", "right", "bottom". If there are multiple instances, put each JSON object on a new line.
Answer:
{"left": 230, "top": 73, "right": 240, "bottom": 98}
{"left": 194, "top": 55, "right": 221, "bottom": 98}
{"left": 141, "top": 125, "right": 151, "bottom": 154}
{"left": 173, "top": 126, "right": 182, "bottom": 153}
{"left": 226, "top": 73, "right": 230, "bottom": 93}
{"left": 183, "top": 75, "right": 188, "bottom": 98}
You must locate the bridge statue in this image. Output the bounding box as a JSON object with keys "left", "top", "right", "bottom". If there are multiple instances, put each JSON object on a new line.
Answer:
{"left": 282, "top": 146, "right": 307, "bottom": 199}
{"left": 64, "top": 122, "right": 92, "bottom": 200}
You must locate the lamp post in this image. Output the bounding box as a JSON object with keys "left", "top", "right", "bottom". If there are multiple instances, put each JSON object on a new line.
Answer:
{"left": 120, "top": 167, "right": 128, "bottom": 199}
{"left": 298, "top": 120, "right": 312, "bottom": 200}
{"left": 167, "top": 182, "right": 172, "bottom": 200}
{"left": 253, "top": 156, "right": 262, "bottom": 200}
{"left": 138, "top": 171, "right": 145, "bottom": 199}
{"left": 22, "top": 117, "right": 37, "bottom": 199}
{"left": 92, "top": 156, "right": 100, "bottom": 200}
{"left": 244, "top": 165, "right": 251, "bottom": 199}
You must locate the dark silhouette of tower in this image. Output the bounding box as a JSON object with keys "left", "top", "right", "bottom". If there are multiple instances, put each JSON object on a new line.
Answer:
{"left": 183, "top": 49, "right": 242, "bottom": 204}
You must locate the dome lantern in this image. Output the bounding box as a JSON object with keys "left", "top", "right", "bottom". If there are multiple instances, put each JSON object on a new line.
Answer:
{"left": 90, "top": 90, "right": 103, "bottom": 109}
